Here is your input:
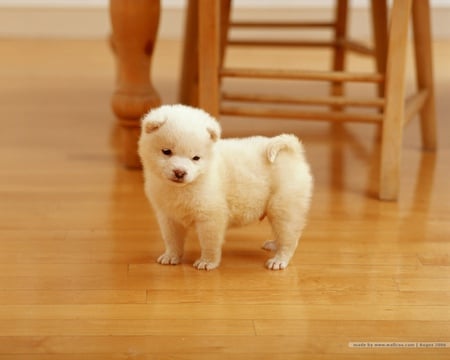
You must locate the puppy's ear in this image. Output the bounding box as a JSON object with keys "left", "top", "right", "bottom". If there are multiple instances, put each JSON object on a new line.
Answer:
{"left": 206, "top": 121, "right": 221, "bottom": 142}
{"left": 143, "top": 116, "right": 167, "bottom": 134}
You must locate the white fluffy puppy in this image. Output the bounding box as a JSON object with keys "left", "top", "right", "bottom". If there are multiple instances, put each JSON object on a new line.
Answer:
{"left": 138, "top": 104, "right": 313, "bottom": 270}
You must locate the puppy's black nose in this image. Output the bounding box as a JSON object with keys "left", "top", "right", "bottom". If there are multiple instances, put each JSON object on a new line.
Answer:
{"left": 173, "top": 169, "right": 187, "bottom": 180}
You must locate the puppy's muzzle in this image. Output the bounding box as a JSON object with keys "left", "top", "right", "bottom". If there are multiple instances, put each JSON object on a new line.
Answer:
{"left": 172, "top": 169, "right": 187, "bottom": 182}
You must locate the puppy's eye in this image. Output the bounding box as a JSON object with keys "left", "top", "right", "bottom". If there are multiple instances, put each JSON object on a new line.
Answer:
{"left": 161, "top": 148, "right": 172, "bottom": 156}
{"left": 192, "top": 156, "right": 200, "bottom": 161}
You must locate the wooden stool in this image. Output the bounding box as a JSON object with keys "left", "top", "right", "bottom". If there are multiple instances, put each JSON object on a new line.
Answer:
{"left": 180, "top": 0, "right": 437, "bottom": 201}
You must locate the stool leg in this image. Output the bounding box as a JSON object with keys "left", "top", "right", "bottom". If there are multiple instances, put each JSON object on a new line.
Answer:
{"left": 379, "top": 0, "right": 412, "bottom": 201}
{"left": 110, "top": 0, "right": 161, "bottom": 168}
{"left": 412, "top": 0, "right": 437, "bottom": 150}
{"left": 220, "top": 0, "right": 232, "bottom": 68}
{"left": 370, "top": 0, "right": 388, "bottom": 141}
{"left": 179, "top": 0, "right": 199, "bottom": 107}
{"left": 329, "top": 0, "right": 348, "bottom": 187}
{"left": 330, "top": 0, "right": 348, "bottom": 101}
{"left": 198, "top": 0, "right": 220, "bottom": 117}
{"left": 370, "top": 0, "right": 388, "bottom": 99}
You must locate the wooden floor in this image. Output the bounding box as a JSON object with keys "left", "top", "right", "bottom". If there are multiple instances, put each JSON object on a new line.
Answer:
{"left": 0, "top": 37, "right": 449, "bottom": 359}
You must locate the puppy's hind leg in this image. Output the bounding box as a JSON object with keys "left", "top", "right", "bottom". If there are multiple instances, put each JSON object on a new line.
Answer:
{"left": 265, "top": 220, "right": 301, "bottom": 270}
{"left": 155, "top": 212, "right": 187, "bottom": 265}
{"left": 262, "top": 239, "right": 278, "bottom": 252}
{"left": 266, "top": 198, "right": 309, "bottom": 270}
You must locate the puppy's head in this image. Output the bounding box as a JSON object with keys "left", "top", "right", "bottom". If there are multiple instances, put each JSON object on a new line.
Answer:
{"left": 138, "top": 104, "right": 221, "bottom": 185}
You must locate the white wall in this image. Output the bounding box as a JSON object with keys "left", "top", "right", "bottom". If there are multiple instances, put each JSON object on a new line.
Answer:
{"left": 2, "top": 0, "right": 450, "bottom": 8}
{"left": 0, "top": 0, "right": 449, "bottom": 39}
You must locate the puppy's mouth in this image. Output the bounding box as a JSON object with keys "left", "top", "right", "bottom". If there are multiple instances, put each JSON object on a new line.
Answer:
{"left": 168, "top": 176, "right": 189, "bottom": 185}
{"left": 170, "top": 177, "right": 186, "bottom": 184}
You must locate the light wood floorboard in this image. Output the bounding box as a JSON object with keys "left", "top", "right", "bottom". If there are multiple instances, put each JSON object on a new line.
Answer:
{"left": 0, "top": 38, "right": 449, "bottom": 359}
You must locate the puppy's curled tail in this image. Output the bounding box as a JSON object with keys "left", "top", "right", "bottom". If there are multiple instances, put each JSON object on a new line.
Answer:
{"left": 266, "top": 134, "right": 304, "bottom": 163}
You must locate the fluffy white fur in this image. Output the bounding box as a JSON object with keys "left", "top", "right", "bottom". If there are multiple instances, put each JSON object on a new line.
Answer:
{"left": 138, "top": 104, "right": 313, "bottom": 270}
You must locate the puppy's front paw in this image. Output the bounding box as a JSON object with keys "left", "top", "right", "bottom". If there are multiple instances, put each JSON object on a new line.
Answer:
{"left": 157, "top": 253, "right": 182, "bottom": 265}
{"left": 193, "top": 258, "right": 219, "bottom": 271}
{"left": 262, "top": 240, "right": 277, "bottom": 252}
{"left": 265, "top": 257, "right": 288, "bottom": 270}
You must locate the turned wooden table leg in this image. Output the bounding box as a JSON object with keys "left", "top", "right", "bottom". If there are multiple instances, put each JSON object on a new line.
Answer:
{"left": 110, "top": 0, "right": 161, "bottom": 168}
